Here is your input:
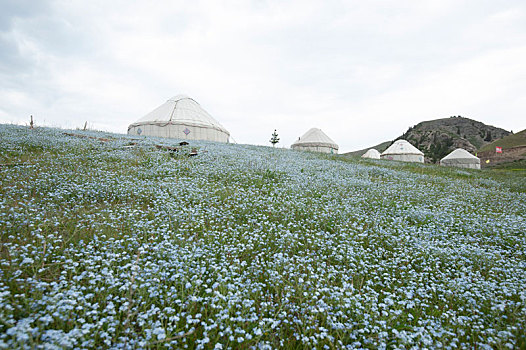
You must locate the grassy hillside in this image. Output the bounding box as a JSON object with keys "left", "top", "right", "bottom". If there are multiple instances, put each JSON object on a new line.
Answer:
{"left": 479, "top": 129, "right": 526, "bottom": 152}
{"left": 1, "top": 125, "right": 525, "bottom": 348}
{"left": 489, "top": 159, "right": 526, "bottom": 170}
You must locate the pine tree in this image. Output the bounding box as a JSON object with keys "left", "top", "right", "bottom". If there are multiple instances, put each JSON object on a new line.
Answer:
{"left": 484, "top": 130, "right": 492, "bottom": 142}
{"left": 270, "top": 130, "right": 280, "bottom": 147}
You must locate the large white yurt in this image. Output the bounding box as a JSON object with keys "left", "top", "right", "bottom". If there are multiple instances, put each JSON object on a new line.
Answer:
{"left": 440, "top": 148, "right": 481, "bottom": 169}
{"left": 380, "top": 140, "right": 424, "bottom": 163}
{"left": 361, "top": 149, "right": 381, "bottom": 159}
{"left": 291, "top": 128, "right": 338, "bottom": 154}
{"left": 128, "top": 95, "right": 230, "bottom": 142}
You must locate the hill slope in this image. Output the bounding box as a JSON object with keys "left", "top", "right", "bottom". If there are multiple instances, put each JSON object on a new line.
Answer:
{"left": 479, "top": 128, "right": 526, "bottom": 152}
{"left": 1, "top": 124, "right": 525, "bottom": 348}
{"left": 477, "top": 129, "right": 526, "bottom": 168}
{"left": 343, "top": 140, "right": 391, "bottom": 157}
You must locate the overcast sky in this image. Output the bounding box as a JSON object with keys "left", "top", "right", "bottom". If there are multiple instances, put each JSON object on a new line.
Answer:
{"left": 1, "top": 0, "right": 525, "bottom": 152}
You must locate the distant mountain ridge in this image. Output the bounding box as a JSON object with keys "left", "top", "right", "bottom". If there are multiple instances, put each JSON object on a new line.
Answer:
{"left": 345, "top": 116, "right": 510, "bottom": 163}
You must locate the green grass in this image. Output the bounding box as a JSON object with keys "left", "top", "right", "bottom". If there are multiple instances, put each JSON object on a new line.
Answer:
{"left": 488, "top": 159, "right": 526, "bottom": 170}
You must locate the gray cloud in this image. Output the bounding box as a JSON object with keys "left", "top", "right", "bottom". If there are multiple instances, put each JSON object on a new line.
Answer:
{"left": 0, "top": 0, "right": 50, "bottom": 30}
{"left": 1, "top": 0, "right": 525, "bottom": 151}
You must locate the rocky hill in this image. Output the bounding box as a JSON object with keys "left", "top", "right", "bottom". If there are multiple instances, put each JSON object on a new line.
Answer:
{"left": 346, "top": 116, "right": 510, "bottom": 163}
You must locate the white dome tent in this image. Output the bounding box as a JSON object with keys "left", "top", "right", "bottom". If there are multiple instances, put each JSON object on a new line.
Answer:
{"left": 440, "top": 148, "right": 481, "bottom": 169}
{"left": 128, "top": 95, "right": 230, "bottom": 142}
{"left": 381, "top": 140, "right": 424, "bottom": 163}
{"left": 291, "top": 128, "right": 338, "bottom": 154}
{"left": 361, "top": 149, "right": 381, "bottom": 159}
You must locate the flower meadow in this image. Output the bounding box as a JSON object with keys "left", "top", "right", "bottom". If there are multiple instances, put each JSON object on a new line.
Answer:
{"left": 0, "top": 124, "right": 525, "bottom": 349}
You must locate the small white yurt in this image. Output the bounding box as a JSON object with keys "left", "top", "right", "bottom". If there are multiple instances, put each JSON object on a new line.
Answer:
{"left": 291, "top": 128, "right": 338, "bottom": 154}
{"left": 440, "top": 148, "right": 481, "bottom": 169}
{"left": 128, "top": 95, "right": 230, "bottom": 142}
{"left": 361, "top": 149, "right": 381, "bottom": 159}
{"left": 380, "top": 140, "right": 424, "bottom": 163}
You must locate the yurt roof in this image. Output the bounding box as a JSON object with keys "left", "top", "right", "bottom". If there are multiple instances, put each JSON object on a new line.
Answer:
{"left": 130, "top": 95, "right": 229, "bottom": 134}
{"left": 441, "top": 148, "right": 480, "bottom": 161}
{"left": 381, "top": 140, "right": 423, "bottom": 156}
{"left": 292, "top": 128, "right": 338, "bottom": 149}
{"left": 362, "top": 149, "right": 381, "bottom": 158}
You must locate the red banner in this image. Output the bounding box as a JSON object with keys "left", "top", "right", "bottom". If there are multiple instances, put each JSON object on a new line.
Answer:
{"left": 496, "top": 147, "right": 503, "bottom": 153}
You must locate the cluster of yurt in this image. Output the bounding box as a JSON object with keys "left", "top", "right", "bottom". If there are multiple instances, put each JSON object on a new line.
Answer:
{"left": 360, "top": 141, "right": 480, "bottom": 169}
{"left": 440, "top": 148, "right": 481, "bottom": 169}
{"left": 287, "top": 127, "right": 480, "bottom": 169}
{"left": 128, "top": 95, "right": 481, "bottom": 170}
{"left": 128, "top": 95, "right": 230, "bottom": 142}
{"left": 291, "top": 128, "right": 339, "bottom": 154}
{"left": 128, "top": 95, "right": 342, "bottom": 153}
{"left": 360, "top": 141, "right": 425, "bottom": 163}
{"left": 129, "top": 96, "right": 342, "bottom": 153}
{"left": 129, "top": 96, "right": 341, "bottom": 153}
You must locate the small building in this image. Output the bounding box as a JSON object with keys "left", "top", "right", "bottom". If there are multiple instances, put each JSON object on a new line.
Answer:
{"left": 128, "top": 95, "right": 230, "bottom": 142}
{"left": 381, "top": 140, "right": 424, "bottom": 163}
{"left": 291, "top": 128, "right": 338, "bottom": 154}
{"left": 440, "top": 148, "right": 481, "bottom": 169}
{"left": 361, "top": 149, "right": 381, "bottom": 159}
